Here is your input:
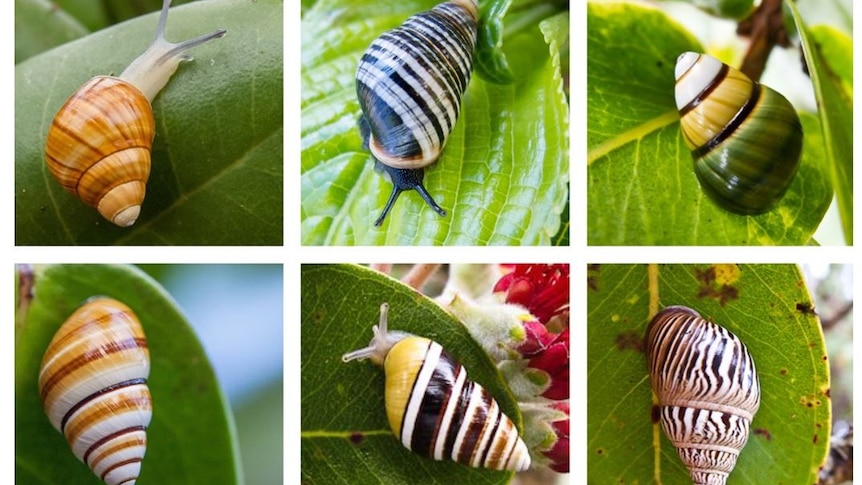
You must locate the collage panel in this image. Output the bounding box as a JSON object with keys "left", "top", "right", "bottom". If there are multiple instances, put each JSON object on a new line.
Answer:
{"left": 586, "top": 1, "right": 852, "bottom": 245}
{"left": 301, "top": 264, "right": 569, "bottom": 483}
{"left": 586, "top": 264, "right": 852, "bottom": 484}
{"left": 15, "top": 0, "right": 284, "bottom": 245}
{"left": 301, "top": 0, "right": 570, "bottom": 245}
{"left": 14, "top": 264, "right": 283, "bottom": 484}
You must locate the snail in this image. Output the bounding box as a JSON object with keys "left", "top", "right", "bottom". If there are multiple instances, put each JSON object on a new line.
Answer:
{"left": 342, "top": 303, "right": 531, "bottom": 471}
{"left": 645, "top": 306, "right": 760, "bottom": 485}
{"left": 38, "top": 297, "right": 151, "bottom": 485}
{"left": 674, "top": 51, "right": 803, "bottom": 215}
{"left": 356, "top": 0, "right": 478, "bottom": 226}
{"left": 44, "top": 0, "right": 226, "bottom": 227}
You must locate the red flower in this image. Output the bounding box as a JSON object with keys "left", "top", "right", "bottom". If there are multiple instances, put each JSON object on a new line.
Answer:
{"left": 526, "top": 328, "right": 569, "bottom": 400}
{"left": 494, "top": 264, "right": 569, "bottom": 324}
{"left": 544, "top": 401, "right": 569, "bottom": 473}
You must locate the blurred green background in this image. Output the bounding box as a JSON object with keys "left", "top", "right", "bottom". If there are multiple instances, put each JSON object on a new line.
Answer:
{"left": 139, "top": 264, "right": 283, "bottom": 485}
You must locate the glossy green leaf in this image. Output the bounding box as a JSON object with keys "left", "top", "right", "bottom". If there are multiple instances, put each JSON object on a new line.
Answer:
{"left": 789, "top": 1, "right": 853, "bottom": 244}
{"left": 301, "top": 0, "right": 569, "bottom": 245}
{"left": 301, "top": 264, "right": 522, "bottom": 484}
{"left": 587, "top": 264, "right": 830, "bottom": 484}
{"left": 15, "top": 0, "right": 90, "bottom": 63}
{"left": 15, "top": 264, "right": 241, "bottom": 484}
{"left": 476, "top": 0, "right": 514, "bottom": 84}
{"left": 15, "top": 0, "right": 283, "bottom": 245}
{"left": 587, "top": 2, "right": 833, "bottom": 245}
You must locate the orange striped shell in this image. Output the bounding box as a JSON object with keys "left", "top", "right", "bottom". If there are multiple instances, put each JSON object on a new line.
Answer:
{"left": 38, "top": 297, "right": 152, "bottom": 485}
{"left": 45, "top": 77, "right": 154, "bottom": 227}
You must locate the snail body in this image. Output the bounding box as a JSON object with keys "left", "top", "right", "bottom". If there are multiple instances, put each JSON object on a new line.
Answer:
{"left": 645, "top": 306, "right": 760, "bottom": 485}
{"left": 44, "top": 0, "right": 226, "bottom": 227}
{"left": 356, "top": 0, "right": 478, "bottom": 226}
{"left": 38, "top": 297, "right": 151, "bottom": 485}
{"left": 674, "top": 52, "right": 803, "bottom": 215}
{"left": 342, "top": 303, "right": 531, "bottom": 471}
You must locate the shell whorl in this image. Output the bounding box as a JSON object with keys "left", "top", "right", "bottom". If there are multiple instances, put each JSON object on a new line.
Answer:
{"left": 342, "top": 303, "right": 531, "bottom": 471}
{"left": 356, "top": 0, "right": 478, "bottom": 170}
{"left": 645, "top": 306, "right": 760, "bottom": 485}
{"left": 38, "top": 297, "right": 152, "bottom": 485}
{"left": 45, "top": 76, "right": 154, "bottom": 227}
{"left": 674, "top": 51, "right": 803, "bottom": 215}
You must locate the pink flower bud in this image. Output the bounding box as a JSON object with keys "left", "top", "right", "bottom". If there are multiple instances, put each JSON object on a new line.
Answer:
{"left": 527, "top": 328, "right": 569, "bottom": 400}
{"left": 544, "top": 401, "right": 569, "bottom": 473}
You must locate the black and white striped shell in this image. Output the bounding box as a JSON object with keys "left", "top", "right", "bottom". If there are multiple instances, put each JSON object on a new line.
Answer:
{"left": 674, "top": 51, "right": 803, "bottom": 215}
{"left": 645, "top": 306, "right": 760, "bottom": 485}
{"left": 342, "top": 303, "right": 531, "bottom": 471}
{"left": 356, "top": 0, "right": 479, "bottom": 226}
{"left": 38, "top": 297, "right": 152, "bottom": 485}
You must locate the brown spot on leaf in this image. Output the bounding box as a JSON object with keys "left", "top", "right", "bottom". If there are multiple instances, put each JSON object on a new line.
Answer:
{"left": 588, "top": 264, "right": 601, "bottom": 291}
{"left": 813, "top": 434, "right": 819, "bottom": 444}
{"left": 779, "top": 368, "right": 788, "bottom": 375}
{"left": 615, "top": 330, "right": 644, "bottom": 352}
{"left": 753, "top": 428, "right": 773, "bottom": 441}
{"left": 349, "top": 432, "right": 365, "bottom": 444}
{"left": 596, "top": 447, "right": 605, "bottom": 455}
{"left": 651, "top": 405, "right": 660, "bottom": 424}
{"left": 694, "top": 266, "right": 739, "bottom": 306}
{"left": 796, "top": 302, "right": 817, "bottom": 315}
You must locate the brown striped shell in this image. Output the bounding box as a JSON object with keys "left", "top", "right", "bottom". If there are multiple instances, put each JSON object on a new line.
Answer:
{"left": 342, "top": 303, "right": 531, "bottom": 471}
{"left": 45, "top": 77, "right": 155, "bottom": 227}
{"left": 645, "top": 306, "right": 760, "bottom": 485}
{"left": 43, "top": 0, "right": 225, "bottom": 227}
{"left": 38, "top": 297, "right": 151, "bottom": 485}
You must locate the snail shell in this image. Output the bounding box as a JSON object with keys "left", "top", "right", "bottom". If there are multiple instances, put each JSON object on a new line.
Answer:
{"left": 645, "top": 306, "right": 760, "bottom": 485}
{"left": 38, "top": 297, "right": 151, "bottom": 485}
{"left": 342, "top": 303, "right": 531, "bottom": 471}
{"left": 356, "top": 0, "right": 478, "bottom": 226}
{"left": 674, "top": 52, "right": 803, "bottom": 215}
{"left": 44, "top": 0, "right": 226, "bottom": 227}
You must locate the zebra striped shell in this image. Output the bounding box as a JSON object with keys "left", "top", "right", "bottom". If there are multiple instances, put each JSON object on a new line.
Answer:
{"left": 44, "top": 0, "right": 226, "bottom": 227}
{"left": 342, "top": 303, "right": 531, "bottom": 471}
{"left": 674, "top": 52, "right": 802, "bottom": 215}
{"left": 645, "top": 306, "right": 760, "bottom": 485}
{"left": 356, "top": 0, "right": 478, "bottom": 226}
{"left": 38, "top": 297, "right": 152, "bottom": 485}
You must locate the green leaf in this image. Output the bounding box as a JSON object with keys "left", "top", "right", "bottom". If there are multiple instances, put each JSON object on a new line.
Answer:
{"left": 587, "top": 2, "right": 833, "bottom": 245}
{"left": 15, "top": 0, "right": 283, "bottom": 245}
{"left": 789, "top": 1, "right": 854, "bottom": 244}
{"left": 301, "top": 0, "right": 569, "bottom": 245}
{"left": 587, "top": 264, "right": 830, "bottom": 484}
{"left": 15, "top": 0, "right": 90, "bottom": 63}
{"left": 15, "top": 264, "right": 241, "bottom": 484}
{"left": 301, "top": 264, "right": 522, "bottom": 484}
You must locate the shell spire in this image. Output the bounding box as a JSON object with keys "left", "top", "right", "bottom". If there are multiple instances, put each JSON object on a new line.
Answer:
{"left": 38, "top": 297, "right": 152, "bottom": 485}
{"left": 646, "top": 306, "right": 760, "bottom": 485}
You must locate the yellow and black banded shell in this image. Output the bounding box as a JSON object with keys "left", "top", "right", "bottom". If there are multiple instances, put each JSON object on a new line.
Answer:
{"left": 38, "top": 297, "right": 152, "bottom": 485}
{"left": 44, "top": 0, "right": 225, "bottom": 227}
{"left": 356, "top": 0, "right": 479, "bottom": 226}
{"left": 342, "top": 303, "right": 531, "bottom": 471}
{"left": 674, "top": 52, "right": 803, "bottom": 215}
{"left": 645, "top": 306, "right": 760, "bottom": 485}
